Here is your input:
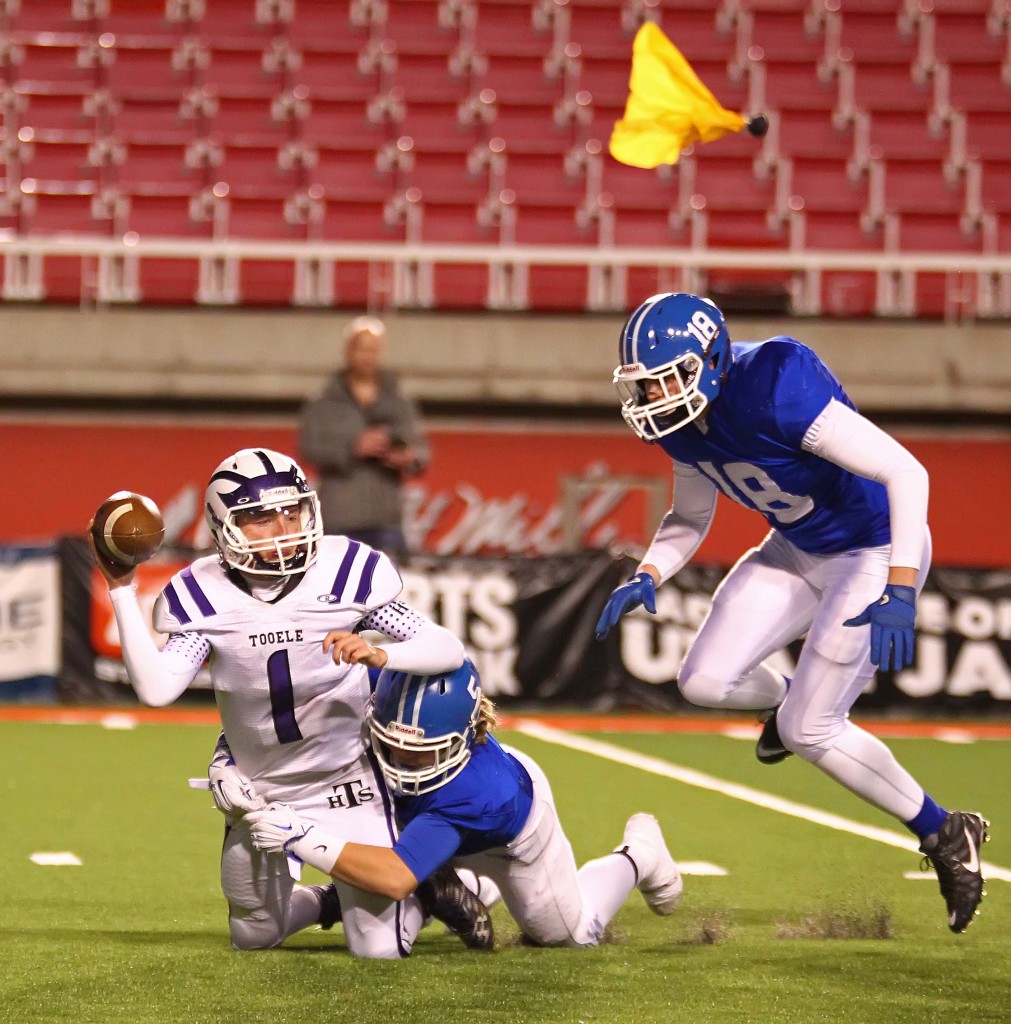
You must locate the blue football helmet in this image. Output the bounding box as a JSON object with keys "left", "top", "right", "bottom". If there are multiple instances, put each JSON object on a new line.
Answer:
{"left": 204, "top": 448, "right": 322, "bottom": 576}
{"left": 614, "top": 292, "right": 732, "bottom": 440}
{"left": 367, "top": 660, "right": 482, "bottom": 796}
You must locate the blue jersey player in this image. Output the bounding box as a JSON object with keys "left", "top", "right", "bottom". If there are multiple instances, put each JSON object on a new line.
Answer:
{"left": 246, "top": 660, "right": 683, "bottom": 949}
{"left": 594, "top": 292, "right": 989, "bottom": 934}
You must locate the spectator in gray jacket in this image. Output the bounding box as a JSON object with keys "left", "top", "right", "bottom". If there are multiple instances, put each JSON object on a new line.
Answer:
{"left": 297, "top": 316, "right": 429, "bottom": 555}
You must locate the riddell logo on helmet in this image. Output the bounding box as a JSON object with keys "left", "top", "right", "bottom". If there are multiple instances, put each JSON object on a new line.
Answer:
{"left": 388, "top": 722, "right": 425, "bottom": 738}
{"left": 259, "top": 486, "right": 298, "bottom": 502}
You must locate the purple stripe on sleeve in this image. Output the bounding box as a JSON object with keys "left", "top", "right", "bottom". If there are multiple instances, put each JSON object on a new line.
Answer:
{"left": 163, "top": 582, "right": 190, "bottom": 625}
{"left": 330, "top": 540, "right": 361, "bottom": 599}
{"left": 180, "top": 566, "right": 216, "bottom": 617}
{"left": 365, "top": 745, "right": 408, "bottom": 958}
{"left": 354, "top": 549, "right": 380, "bottom": 604}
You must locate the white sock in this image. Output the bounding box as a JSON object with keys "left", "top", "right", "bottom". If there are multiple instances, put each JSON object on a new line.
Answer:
{"left": 576, "top": 852, "right": 637, "bottom": 932}
{"left": 732, "top": 663, "right": 789, "bottom": 709}
{"left": 454, "top": 866, "right": 503, "bottom": 910}
{"left": 811, "top": 721, "right": 925, "bottom": 821}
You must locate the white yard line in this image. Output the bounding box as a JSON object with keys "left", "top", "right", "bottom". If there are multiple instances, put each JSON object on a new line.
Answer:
{"left": 514, "top": 720, "right": 1011, "bottom": 883}
{"left": 30, "top": 852, "right": 82, "bottom": 866}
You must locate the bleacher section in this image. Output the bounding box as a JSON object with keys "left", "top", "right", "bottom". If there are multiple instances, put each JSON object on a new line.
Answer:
{"left": 0, "top": 0, "right": 1009, "bottom": 315}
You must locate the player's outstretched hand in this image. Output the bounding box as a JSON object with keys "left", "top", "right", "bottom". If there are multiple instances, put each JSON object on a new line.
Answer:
{"left": 843, "top": 584, "right": 917, "bottom": 671}
{"left": 208, "top": 755, "right": 266, "bottom": 818}
{"left": 595, "top": 572, "right": 658, "bottom": 640}
{"left": 323, "top": 630, "right": 389, "bottom": 668}
{"left": 246, "top": 803, "right": 313, "bottom": 855}
{"left": 85, "top": 519, "right": 137, "bottom": 587}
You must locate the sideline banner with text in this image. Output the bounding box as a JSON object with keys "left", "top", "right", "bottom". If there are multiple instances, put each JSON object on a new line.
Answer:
{"left": 58, "top": 539, "right": 1011, "bottom": 711}
{"left": 0, "top": 543, "right": 59, "bottom": 699}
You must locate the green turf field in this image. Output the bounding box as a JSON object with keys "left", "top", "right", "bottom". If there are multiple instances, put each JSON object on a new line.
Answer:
{"left": 2, "top": 719, "right": 1008, "bottom": 1024}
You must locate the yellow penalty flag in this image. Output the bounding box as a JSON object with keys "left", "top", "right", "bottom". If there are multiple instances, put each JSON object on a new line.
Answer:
{"left": 608, "top": 22, "right": 759, "bottom": 169}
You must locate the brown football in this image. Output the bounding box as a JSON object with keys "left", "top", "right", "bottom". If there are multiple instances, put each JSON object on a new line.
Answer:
{"left": 91, "top": 491, "right": 165, "bottom": 567}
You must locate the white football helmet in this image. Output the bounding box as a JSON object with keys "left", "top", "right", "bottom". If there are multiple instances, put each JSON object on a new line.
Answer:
{"left": 204, "top": 448, "right": 322, "bottom": 577}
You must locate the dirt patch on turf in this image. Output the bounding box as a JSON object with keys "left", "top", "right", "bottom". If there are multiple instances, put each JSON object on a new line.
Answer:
{"left": 775, "top": 903, "right": 894, "bottom": 940}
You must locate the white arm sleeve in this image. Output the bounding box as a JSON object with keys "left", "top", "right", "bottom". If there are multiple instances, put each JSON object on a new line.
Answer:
{"left": 803, "top": 398, "right": 929, "bottom": 569}
{"left": 641, "top": 463, "right": 719, "bottom": 583}
{"left": 109, "top": 586, "right": 209, "bottom": 706}
{"left": 360, "top": 600, "right": 466, "bottom": 674}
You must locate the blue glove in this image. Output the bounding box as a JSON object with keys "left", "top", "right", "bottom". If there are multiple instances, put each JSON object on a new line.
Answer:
{"left": 595, "top": 572, "right": 657, "bottom": 640}
{"left": 843, "top": 584, "right": 917, "bottom": 671}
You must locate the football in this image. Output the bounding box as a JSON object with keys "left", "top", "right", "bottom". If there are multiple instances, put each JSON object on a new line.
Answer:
{"left": 91, "top": 491, "right": 165, "bottom": 567}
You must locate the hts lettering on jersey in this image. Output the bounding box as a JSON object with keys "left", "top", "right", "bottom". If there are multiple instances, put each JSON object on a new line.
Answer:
{"left": 248, "top": 629, "right": 304, "bottom": 647}
{"left": 328, "top": 779, "right": 375, "bottom": 809}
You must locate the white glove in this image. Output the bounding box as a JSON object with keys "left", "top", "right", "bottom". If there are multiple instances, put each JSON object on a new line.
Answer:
{"left": 246, "top": 803, "right": 312, "bottom": 855}
{"left": 208, "top": 753, "right": 266, "bottom": 818}
{"left": 246, "top": 803, "right": 346, "bottom": 874}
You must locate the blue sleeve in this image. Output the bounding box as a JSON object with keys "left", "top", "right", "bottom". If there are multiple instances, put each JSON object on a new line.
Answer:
{"left": 393, "top": 813, "right": 465, "bottom": 883}
{"left": 767, "top": 341, "right": 841, "bottom": 447}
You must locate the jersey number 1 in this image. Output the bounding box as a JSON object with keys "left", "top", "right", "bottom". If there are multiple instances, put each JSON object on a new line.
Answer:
{"left": 266, "top": 650, "right": 304, "bottom": 744}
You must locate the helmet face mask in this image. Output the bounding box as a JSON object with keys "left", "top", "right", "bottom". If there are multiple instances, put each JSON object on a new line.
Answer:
{"left": 367, "top": 661, "right": 482, "bottom": 797}
{"left": 205, "top": 449, "right": 323, "bottom": 577}
{"left": 614, "top": 293, "right": 731, "bottom": 441}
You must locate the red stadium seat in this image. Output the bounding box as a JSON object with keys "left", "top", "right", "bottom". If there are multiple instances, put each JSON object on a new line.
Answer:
{"left": 292, "top": 48, "right": 377, "bottom": 96}
{"left": 20, "top": 133, "right": 94, "bottom": 183}
{"left": 114, "top": 140, "right": 195, "bottom": 189}
{"left": 837, "top": 12, "right": 918, "bottom": 63}
{"left": 852, "top": 61, "right": 931, "bottom": 113}
{"left": 24, "top": 188, "right": 103, "bottom": 234}
{"left": 102, "top": 43, "right": 185, "bottom": 95}
{"left": 979, "top": 159, "right": 1011, "bottom": 213}
{"left": 931, "top": 13, "right": 1005, "bottom": 64}
{"left": 472, "top": 1, "right": 547, "bottom": 58}
{"left": 383, "top": 0, "right": 457, "bottom": 51}
{"left": 776, "top": 108, "right": 855, "bottom": 160}
{"left": 867, "top": 112, "right": 945, "bottom": 160}
{"left": 881, "top": 159, "right": 965, "bottom": 215}
{"left": 789, "top": 156, "right": 869, "bottom": 213}
{"left": 115, "top": 94, "right": 189, "bottom": 135}
{"left": 14, "top": 39, "right": 96, "bottom": 88}
{"left": 99, "top": 0, "right": 180, "bottom": 38}
{"left": 16, "top": 88, "right": 91, "bottom": 132}
{"left": 965, "top": 110, "right": 1011, "bottom": 161}
{"left": 761, "top": 58, "right": 837, "bottom": 112}
{"left": 191, "top": 0, "right": 273, "bottom": 42}
{"left": 505, "top": 151, "right": 585, "bottom": 206}
{"left": 895, "top": 211, "right": 982, "bottom": 252}
{"left": 127, "top": 191, "right": 205, "bottom": 237}
{"left": 946, "top": 60, "right": 1011, "bottom": 112}
{"left": 749, "top": 10, "right": 825, "bottom": 61}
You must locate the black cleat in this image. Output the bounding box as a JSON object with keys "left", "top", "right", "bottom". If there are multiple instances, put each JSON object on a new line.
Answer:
{"left": 417, "top": 865, "right": 495, "bottom": 951}
{"left": 755, "top": 709, "right": 792, "bottom": 765}
{"left": 309, "top": 883, "right": 342, "bottom": 930}
{"left": 919, "top": 811, "right": 990, "bottom": 933}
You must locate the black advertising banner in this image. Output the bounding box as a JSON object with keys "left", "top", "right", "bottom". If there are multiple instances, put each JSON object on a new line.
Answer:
{"left": 57, "top": 539, "right": 1010, "bottom": 712}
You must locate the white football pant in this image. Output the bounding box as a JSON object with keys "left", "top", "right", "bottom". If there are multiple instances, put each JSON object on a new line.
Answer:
{"left": 222, "top": 750, "right": 423, "bottom": 958}
{"left": 678, "top": 529, "right": 934, "bottom": 822}
{"left": 453, "top": 748, "right": 637, "bottom": 947}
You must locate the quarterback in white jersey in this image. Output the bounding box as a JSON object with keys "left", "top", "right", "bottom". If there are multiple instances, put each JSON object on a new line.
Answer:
{"left": 90, "top": 447, "right": 491, "bottom": 958}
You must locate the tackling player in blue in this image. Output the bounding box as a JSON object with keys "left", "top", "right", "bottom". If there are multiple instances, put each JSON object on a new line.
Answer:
{"left": 594, "top": 292, "right": 989, "bottom": 934}
{"left": 246, "top": 659, "right": 683, "bottom": 949}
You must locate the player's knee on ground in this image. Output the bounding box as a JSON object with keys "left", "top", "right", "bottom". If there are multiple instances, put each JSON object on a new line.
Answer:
{"left": 775, "top": 703, "right": 845, "bottom": 762}
{"left": 228, "top": 907, "right": 286, "bottom": 951}
{"left": 345, "top": 930, "right": 409, "bottom": 960}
